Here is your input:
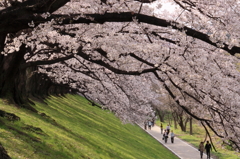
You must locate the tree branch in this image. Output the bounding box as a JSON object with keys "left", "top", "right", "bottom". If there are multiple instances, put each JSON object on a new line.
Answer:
{"left": 20, "top": 53, "right": 75, "bottom": 69}
{"left": 51, "top": 12, "right": 240, "bottom": 55}
{"left": 201, "top": 121, "right": 218, "bottom": 152}
{"left": 1, "top": 3, "right": 239, "bottom": 55}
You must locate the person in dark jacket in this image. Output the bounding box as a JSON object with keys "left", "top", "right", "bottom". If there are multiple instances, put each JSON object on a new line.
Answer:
{"left": 205, "top": 141, "right": 212, "bottom": 159}
{"left": 148, "top": 120, "right": 152, "bottom": 130}
{"left": 163, "top": 130, "right": 168, "bottom": 143}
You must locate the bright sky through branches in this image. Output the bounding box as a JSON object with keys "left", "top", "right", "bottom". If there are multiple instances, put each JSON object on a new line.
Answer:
{"left": 149, "top": 0, "right": 178, "bottom": 15}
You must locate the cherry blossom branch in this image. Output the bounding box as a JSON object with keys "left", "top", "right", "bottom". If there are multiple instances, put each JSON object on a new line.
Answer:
{"left": 77, "top": 50, "right": 158, "bottom": 75}
{"left": 48, "top": 12, "right": 239, "bottom": 55}
{"left": 20, "top": 53, "right": 75, "bottom": 69}
{"left": 1, "top": 9, "right": 239, "bottom": 55}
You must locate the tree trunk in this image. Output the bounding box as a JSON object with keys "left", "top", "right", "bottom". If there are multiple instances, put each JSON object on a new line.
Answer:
{"left": 0, "top": 143, "right": 11, "bottom": 159}
{"left": 184, "top": 117, "right": 189, "bottom": 132}
{"left": 178, "top": 116, "right": 186, "bottom": 132}
{"left": 0, "top": 45, "right": 28, "bottom": 99}
{"left": 155, "top": 109, "right": 165, "bottom": 122}
{"left": 172, "top": 113, "right": 178, "bottom": 129}
{"left": 168, "top": 113, "right": 171, "bottom": 126}
{"left": 189, "top": 117, "right": 193, "bottom": 135}
{"left": 0, "top": 44, "right": 77, "bottom": 111}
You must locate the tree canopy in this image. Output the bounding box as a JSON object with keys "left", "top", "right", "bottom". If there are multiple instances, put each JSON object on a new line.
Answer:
{"left": 0, "top": 0, "right": 240, "bottom": 151}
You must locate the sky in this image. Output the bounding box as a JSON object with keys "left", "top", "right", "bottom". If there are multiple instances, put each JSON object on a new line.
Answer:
{"left": 149, "top": 0, "right": 178, "bottom": 14}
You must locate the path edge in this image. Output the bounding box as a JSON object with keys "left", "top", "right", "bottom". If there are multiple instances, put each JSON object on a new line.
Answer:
{"left": 137, "top": 124, "right": 182, "bottom": 159}
{"left": 137, "top": 124, "right": 213, "bottom": 159}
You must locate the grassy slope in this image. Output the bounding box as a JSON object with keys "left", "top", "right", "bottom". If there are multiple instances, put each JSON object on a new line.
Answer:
{"left": 0, "top": 94, "right": 179, "bottom": 159}
{"left": 156, "top": 121, "right": 240, "bottom": 159}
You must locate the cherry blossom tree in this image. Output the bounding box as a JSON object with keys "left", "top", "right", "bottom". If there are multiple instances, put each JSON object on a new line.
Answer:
{"left": 0, "top": 0, "right": 240, "bottom": 151}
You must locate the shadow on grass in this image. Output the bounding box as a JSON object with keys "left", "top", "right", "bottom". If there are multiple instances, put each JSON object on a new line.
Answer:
{"left": 0, "top": 118, "right": 73, "bottom": 158}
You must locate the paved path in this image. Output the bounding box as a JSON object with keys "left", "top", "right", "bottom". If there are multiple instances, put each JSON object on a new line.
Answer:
{"left": 139, "top": 124, "right": 213, "bottom": 159}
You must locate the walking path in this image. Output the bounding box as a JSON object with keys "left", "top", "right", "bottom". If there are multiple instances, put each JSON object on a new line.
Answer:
{"left": 139, "top": 124, "right": 213, "bottom": 159}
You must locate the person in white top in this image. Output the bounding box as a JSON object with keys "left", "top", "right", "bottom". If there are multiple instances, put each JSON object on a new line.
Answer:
{"left": 166, "top": 124, "right": 170, "bottom": 135}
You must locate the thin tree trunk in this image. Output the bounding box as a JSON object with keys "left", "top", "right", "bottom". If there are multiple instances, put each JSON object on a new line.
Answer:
{"left": 0, "top": 143, "right": 11, "bottom": 159}
{"left": 168, "top": 112, "right": 172, "bottom": 126}
{"left": 172, "top": 112, "right": 178, "bottom": 129}
{"left": 155, "top": 109, "right": 165, "bottom": 122}
{"left": 178, "top": 116, "right": 186, "bottom": 132}
{"left": 189, "top": 117, "right": 193, "bottom": 135}
{"left": 184, "top": 117, "right": 189, "bottom": 132}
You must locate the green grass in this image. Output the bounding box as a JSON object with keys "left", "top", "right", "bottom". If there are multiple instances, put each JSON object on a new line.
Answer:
{"left": 0, "top": 94, "right": 179, "bottom": 159}
{"left": 156, "top": 120, "right": 240, "bottom": 159}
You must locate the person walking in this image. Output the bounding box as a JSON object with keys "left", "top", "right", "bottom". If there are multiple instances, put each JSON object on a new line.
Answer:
{"left": 144, "top": 120, "right": 148, "bottom": 130}
{"left": 151, "top": 118, "right": 155, "bottom": 127}
{"left": 148, "top": 120, "right": 152, "bottom": 130}
{"left": 166, "top": 124, "right": 170, "bottom": 135}
{"left": 160, "top": 123, "right": 163, "bottom": 134}
{"left": 162, "top": 130, "right": 166, "bottom": 140}
{"left": 163, "top": 130, "right": 168, "bottom": 143}
{"left": 170, "top": 130, "right": 175, "bottom": 143}
{"left": 205, "top": 141, "right": 212, "bottom": 159}
{"left": 198, "top": 141, "right": 204, "bottom": 159}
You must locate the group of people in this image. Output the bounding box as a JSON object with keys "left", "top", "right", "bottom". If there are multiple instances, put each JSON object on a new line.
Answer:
{"left": 144, "top": 122, "right": 212, "bottom": 159}
{"left": 161, "top": 123, "right": 212, "bottom": 159}
{"left": 161, "top": 123, "right": 175, "bottom": 144}
{"left": 199, "top": 141, "right": 212, "bottom": 159}
{"left": 144, "top": 119, "right": 155, "bottom": 130}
